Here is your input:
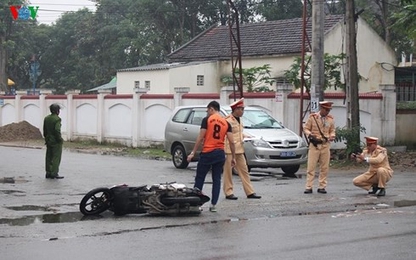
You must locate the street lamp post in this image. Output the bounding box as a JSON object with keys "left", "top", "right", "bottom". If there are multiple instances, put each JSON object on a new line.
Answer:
{"left": 29, "top": 55, "right": 41, "bottom": 95}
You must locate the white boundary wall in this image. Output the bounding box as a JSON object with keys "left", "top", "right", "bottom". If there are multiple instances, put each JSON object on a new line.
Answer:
{"left": 0, "top": 85, "right": 396, "bottom": 148}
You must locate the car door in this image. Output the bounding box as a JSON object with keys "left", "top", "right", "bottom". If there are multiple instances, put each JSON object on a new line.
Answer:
{"left": 180, "top": 108, "right": 207, "bottom": 157}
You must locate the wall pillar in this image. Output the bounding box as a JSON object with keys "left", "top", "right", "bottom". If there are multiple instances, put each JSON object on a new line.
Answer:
{"left": 133, "top": 87, "right": 149, "bottom": 147}
{"left": 39, "top": 93, "right": 47, "bottom": 136}
{"left": 14, "top": 91, "right": 26, "bottom": 122}
{"left": 220, "top": 86, "right": 234, "bottom": 105}
{"left": 97, "top": 90, "right": 111, "bottom": 143}
{"left": 64, "top": 90, "right": 80, "bottom": 141}
{"left": 173, "top": 87, "right": 190, "bottom": 107}
{"left": 380, "top": 84, "right": 396, "bottom": 145}
{"left": 39, "top": 89, "right": 54, "bottom": 136}
{"left": 275, "top": 83, "right": 294, "bottom": 129}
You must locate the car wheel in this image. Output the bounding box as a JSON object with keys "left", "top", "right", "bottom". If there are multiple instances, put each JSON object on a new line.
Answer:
{"left": 172, "top": 144, "right": 189, "bottom": 169}
{"left": 281, "top": 165, "right": 300, "bottom": 175}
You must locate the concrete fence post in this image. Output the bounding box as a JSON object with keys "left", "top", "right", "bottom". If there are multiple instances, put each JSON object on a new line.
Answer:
{"left": 134, "top": 87, "right": 149, "bottom": 147}
{"left": 380, "top": 84, "right": 396, "bottom": 145}
{"left": 220, "top": 86, "right": 234, "bottom": 105}
{"left": 65, "top": 90, "right": 80, "bottom": 141}
{"left": 275, "top": 83, "right": 294, "bottom": 130}
{"left": 174, "top": 87, "right": 190, "bottom": 107}
{"left": 97, "top": 90, "right": 111, "bottom": 143}
{"left": 15, "top": 91, "right": 26, "bottom": 122}
{"left": 39, "top": 93, "right": 47, "bottom": 136}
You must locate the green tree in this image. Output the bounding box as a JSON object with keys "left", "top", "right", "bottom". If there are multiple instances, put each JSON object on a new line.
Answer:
{"left": 355, "top": 0, "right": 413, "bottom": 59}
{"left": 335, "top": 125, "right": 367, "bottom": 158}
{"left": 284, "top": 53, "right": 346, "bottom": 93}
{"left": 40, "top": 9, "right": 98, "bottom": 93}
{"left": 5, "top": 0, "right": 279, "bottom": 94}
{"left": 221, "top": 64, "right": 275, "bottom": 92}
{"left": 256, "top": 0, "right": 303, "bottom": 20}
{"left": 7, "top": 24, "right": 53, "bottom": 91}
{"left": 324, "top": 0, "right": 346, "bottom": 14}
{"left": 0, "top": 0, "right": 27, "bottom": 92}
{"left": 392, "top": 0, "right": 416, "bottom": 54}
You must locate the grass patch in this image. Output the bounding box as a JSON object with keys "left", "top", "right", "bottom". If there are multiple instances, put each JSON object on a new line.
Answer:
{"left": 397, "top": 101, "right": 416, "bottom": 110}
{"left": 124, "top": 146, "right": 171, "bottom": 159}
{"left": 66, "top": 139, "right": 126, "bottom": 148}
{"left": 63, "top": 140, "right": 171, "bottom": 160}
{"left": 330, "top": 158, "right": 366, "bottom": 170}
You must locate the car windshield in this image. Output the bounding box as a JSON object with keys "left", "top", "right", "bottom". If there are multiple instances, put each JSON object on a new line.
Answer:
{"left": 224, "top": 108, "right": 284, "bottom": 129}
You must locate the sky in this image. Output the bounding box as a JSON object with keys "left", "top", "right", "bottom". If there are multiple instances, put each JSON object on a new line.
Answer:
{"left": 29, "top": 0, "right": 96, "bottom": 25}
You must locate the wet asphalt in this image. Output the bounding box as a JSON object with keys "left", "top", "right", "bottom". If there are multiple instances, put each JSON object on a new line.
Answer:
{"left": 0, "top": 145, "right": 415, "bottom": 260}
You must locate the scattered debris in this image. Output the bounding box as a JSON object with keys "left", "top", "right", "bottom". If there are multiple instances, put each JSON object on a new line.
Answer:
{"left": 0, "top": 177, "right": 15, "bottom": 184}
{"left": 0, "top": 121, "right": 413, "bottom": 170}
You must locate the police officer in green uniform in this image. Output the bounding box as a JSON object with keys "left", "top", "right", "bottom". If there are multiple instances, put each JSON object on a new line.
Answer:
{"left": 43, "top": 103, "right": 64, "bottom": 179}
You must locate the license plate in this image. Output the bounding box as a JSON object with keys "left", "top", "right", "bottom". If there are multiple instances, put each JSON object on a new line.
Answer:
{"left": 280, "top": 151, "right": 296, "bottom": 157}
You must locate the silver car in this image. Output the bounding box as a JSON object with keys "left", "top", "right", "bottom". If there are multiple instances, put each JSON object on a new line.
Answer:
{"left": 164, "top": 105, "right": 308, "bottom": 175}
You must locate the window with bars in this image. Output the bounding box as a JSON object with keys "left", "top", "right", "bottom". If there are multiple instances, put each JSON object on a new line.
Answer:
{"left": 197, "top": 75, "right": 204, "bottom": 86}
{"left": 145, "top": 81, "right": 150, "bottom": 89}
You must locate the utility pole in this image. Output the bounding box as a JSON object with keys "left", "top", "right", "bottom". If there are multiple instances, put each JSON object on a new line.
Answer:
{"left": 299, "top": 0, "right": 309, "bottom": 135}
{"left": 310, "top": 0, "right": 325, "bottom": 112}
{"left": 0, "top": 37, "right": 7, "bottom": 92}
{"left": 345, "top": 0, "right": 360, "bottom": 130}
{"left": 0, "top": 4, "right": 11, "bottom": 93}
{"left": 227, "top": 0, "right": 243, "bottom": 99}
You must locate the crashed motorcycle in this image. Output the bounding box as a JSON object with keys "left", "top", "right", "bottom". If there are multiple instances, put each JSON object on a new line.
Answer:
{"left": 79, "top": 182, "right": 210, "bottom": 216}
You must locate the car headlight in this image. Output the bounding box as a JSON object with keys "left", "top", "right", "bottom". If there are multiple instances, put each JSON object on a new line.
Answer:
{"left": 299, "top": 138, "right": 308, "bottom": 147}
{"left": 249, "top": 138, "right": 271, "bottom": 148}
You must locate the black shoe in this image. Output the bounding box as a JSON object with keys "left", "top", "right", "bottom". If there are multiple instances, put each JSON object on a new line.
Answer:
{"left": 304, "top": 189, "right": 313, "bottom": 194}
{"left": 317, "top": 188, "right": 327, "bottom": 194}
{"left": 368, "top": 185, "right": 379, "bottom": 194}
{"left": 377, "top": 188, "right": 386, "bottom": 196}
{"left": 226, "top": 194, "right": 238, "bottom": 200}
{"left": 247, "top": 193, "right": 261, "bottom": 199}
{"left": 51, "top": 175, "right": 64, "bottom": 179}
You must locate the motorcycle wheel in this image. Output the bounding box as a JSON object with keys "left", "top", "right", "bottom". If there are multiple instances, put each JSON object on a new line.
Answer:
{"left": 80, "top": 188, "right": 112, "bottom": 216}
{"left": 161, "top": 196, "right": 201, "bottom": 205}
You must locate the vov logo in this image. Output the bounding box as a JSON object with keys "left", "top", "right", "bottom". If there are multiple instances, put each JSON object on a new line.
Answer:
{"left": 9, "top": 5, "right": 39, "bottom": 20}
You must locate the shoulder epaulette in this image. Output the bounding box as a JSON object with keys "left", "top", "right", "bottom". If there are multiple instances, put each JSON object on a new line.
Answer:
{"left": 310, "top": 113, "right": 319, "bottom": 118}
{"left": 376, "top": 146, "right": 387, "bottom": 152}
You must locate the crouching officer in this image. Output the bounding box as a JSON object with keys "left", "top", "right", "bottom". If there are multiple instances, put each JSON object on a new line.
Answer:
{"left": 351, "top": 136, "right": 393, "bottom": 196}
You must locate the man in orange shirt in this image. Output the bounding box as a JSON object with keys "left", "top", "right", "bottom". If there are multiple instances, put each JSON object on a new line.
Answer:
{"left": 187, "top": 101, "right": 236, "bottom": 212}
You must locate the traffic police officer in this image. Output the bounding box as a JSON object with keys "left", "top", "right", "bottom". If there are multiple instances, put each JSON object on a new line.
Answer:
{"left": 352, "top": 136, "right": 393, "bottom": 196}
{"left": 223, "top": 98, "right": 261, "bottom": 200}
{"left": 303, "top": 101, "right": 336, "bottom": 194}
